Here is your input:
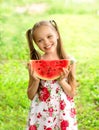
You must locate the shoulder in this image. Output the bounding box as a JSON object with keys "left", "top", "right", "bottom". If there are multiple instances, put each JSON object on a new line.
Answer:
{"left": 67, "top": 55, "right": 76, "bottom": 64}
{"left": 67, "top": 55, "right": 76, "bottom": 74}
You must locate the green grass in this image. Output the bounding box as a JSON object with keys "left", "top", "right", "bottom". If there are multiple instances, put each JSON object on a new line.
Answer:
{"left": 0, "top": 0, "right": 99, "bottom": 130}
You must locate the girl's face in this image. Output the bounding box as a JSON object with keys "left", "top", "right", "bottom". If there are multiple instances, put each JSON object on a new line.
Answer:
{"left": 33, "top": 25, "right": 58, "bottom": 54}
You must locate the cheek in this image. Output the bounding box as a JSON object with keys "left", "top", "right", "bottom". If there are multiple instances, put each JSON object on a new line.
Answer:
{"left": 54, "top": 38, "right": 58, "bottom": 44}
{"left": 53, "top": 40, "right": 58, "bottom": 48}
{"left": 52, "top": 36, "right": 58, "bottom": 42}
{"left": 38, "top": 46, "right": 44, "bottom": 52}
{"left": 38, "top": 45, "right": 43, "bottom": 49}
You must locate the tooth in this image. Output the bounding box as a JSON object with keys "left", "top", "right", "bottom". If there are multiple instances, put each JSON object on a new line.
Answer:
{"left": 46, "top": 46, "right": 51, "bottom": 48}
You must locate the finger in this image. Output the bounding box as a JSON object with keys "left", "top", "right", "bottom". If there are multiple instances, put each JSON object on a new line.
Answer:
{"left": 27, "top": 62, "right": 30, "bottom": 68}
{"left": 63, "top": 68, "right": 66, "bottom": 74}
{"left": 59, "top": 72, "right": 63, "bottom": 80}
{"left": 26, "top": 62, "right": 29, "bottom": 69}
{"left": 61, "top": 71, "right": 66, "bottom": 80}
{"left": 68, "top": 65, "right": 72, "bottom": 71}
{"left": 31, "top": 68, "right": 35, "bottom": 76}
{"left": 63, "top": 68, "right": 69, "bottom": 75}
{"left": 27, "top": 62, "right": 29, "bottom": 67}
{"left": 63, "top": 68, "right": 70, "bottom": 78}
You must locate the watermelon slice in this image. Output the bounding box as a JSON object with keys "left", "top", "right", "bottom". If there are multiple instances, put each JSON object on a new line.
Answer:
{"left": 30, "top": 59, "right": 71, "bottom": 80}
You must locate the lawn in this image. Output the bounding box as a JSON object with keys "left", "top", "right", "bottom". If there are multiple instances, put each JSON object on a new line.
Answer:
{"left": 0, "top": 0, "right": 99, "bottom": 130}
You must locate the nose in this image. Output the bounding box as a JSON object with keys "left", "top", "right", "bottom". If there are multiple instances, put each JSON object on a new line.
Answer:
{"left": 44, "top": 38, "right": 49, "bottom": 45}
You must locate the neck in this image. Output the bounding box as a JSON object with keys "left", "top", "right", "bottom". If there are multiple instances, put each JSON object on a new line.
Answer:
{"left": 41, "top": 52, "right": 60, "bottom": 60}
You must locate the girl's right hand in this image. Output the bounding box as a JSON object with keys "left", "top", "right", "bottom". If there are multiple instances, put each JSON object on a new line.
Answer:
{"left": 27, "top": 63, "right": 40, "bottom": 82}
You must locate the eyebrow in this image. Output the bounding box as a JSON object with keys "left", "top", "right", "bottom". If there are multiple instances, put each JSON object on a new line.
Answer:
{"left": 36, "top": 33, "right": 53, "bottom": 40}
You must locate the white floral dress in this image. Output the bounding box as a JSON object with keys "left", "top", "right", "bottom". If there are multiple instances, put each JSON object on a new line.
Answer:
{"left": 26, "top": 79, "right": 78, "bottom": 130}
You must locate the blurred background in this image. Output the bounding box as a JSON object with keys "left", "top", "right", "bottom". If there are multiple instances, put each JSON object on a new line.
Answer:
{"left": 0, "top": 0, "right": 99, "bottom": 129}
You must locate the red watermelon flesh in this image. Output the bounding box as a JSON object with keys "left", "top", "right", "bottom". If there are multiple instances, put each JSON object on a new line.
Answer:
{"left": 30, "top": 59, "right": 70, "bottom": 80}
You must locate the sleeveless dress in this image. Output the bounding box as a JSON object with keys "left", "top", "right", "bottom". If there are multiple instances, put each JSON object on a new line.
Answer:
{"left": 26, "top": 58, "right": 78, "bottom": 130}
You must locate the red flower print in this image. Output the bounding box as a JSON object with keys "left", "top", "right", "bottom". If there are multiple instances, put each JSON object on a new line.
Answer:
{"left": 39, "top": 87, "right": 50, "bottom": 102}
{"left": 53, "top": 117, "right": 56, "bottom": 121}
{"left": 44, "top": 125, "right": 47, "bottom": 129}
{"left": 52, "top": 80, "right": 56, "bottom": 84}
{"left": 46, "top": 128, "right": 52, "bottom": 130}
{"left": 70, "top": 108, "right": 76, "bottom": 118}
{"left": 29, "top": 125, "right": 37, "bottom": 130}
{"left": 56, "top": 87, "right": 60, "bottom": 93}
{"left": 48, "top": 120, "right": 51, "bottom": 123}
{"left": 60, "top": 100, "right": 66, "bottom": 110}
{"left": 37, "top": 112, "right": 42, "bottom": 118}
{"left": 60, "top": 120, "right": 69, "bottom": 130}
{"left": 48, "top": 107, "right": 54, "bottom": 116}
{"left": 67, "top": 95, "right": 73, "bottom": 101}
{"left": 63, "top": 113, "right": 65, "bottom": 116}
{"left": 43, "top": 109, "right": 47, "bottom": 112}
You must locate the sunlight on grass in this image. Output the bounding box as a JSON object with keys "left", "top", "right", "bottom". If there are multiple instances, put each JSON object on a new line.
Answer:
{"left": 0, "top": 0, "right": 99, "bottom": 129}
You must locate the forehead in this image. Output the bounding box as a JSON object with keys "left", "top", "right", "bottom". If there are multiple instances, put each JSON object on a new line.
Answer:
{"left": 33, "top": 25, "right": 56, "bottom": 36}
{"left": 35, "top": 24, "right": 55, "bottom": 32}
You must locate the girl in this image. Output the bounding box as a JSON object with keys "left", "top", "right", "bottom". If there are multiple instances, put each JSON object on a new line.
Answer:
{"left": 26, "top": 20, "right": 78, "bottom": 130}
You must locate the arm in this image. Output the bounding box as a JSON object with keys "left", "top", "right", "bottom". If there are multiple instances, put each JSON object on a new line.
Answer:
{"left": 58, "top": 62, "right": 76, "bottom": 97}
{"left": 27, "top": 63, "right": 40, "bottom": 100}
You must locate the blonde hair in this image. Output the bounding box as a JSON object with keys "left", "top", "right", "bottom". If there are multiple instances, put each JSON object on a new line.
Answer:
{"left": 26, "top": 20, "right": 67, "bottom": 60}
{"left": 26, "top": 20, "right": 76, "bottom": 90}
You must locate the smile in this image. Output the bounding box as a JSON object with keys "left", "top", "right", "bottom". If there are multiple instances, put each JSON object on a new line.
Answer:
{"left": 44, "top": 45, "right": 53, "bottom": 50}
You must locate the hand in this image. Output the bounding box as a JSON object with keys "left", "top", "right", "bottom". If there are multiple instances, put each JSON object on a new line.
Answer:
{"left": 27, "top": 62, "right": 40, "bottom": 82}
{"left": 58, "top": 65, "right": 72, "bottom": 82}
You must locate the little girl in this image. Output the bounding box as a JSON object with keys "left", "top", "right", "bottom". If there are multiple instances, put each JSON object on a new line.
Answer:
{"left": 26, "top": 20, "right": 78, "bottom": 130}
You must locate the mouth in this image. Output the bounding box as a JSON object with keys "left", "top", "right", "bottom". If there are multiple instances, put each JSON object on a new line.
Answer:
{"left": 44, "top": 44, "right": 53, "bottom": 50}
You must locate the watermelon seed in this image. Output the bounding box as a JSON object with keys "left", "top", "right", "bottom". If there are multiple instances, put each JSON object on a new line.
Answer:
{"left": 36, "top": 61, "right": 39, "bottom": 63}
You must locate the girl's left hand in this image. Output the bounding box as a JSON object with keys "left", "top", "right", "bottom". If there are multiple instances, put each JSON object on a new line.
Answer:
{"left": 58, "top": 65, "right": 71, "bottom": 82}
